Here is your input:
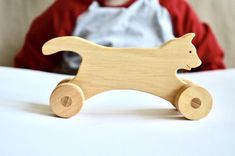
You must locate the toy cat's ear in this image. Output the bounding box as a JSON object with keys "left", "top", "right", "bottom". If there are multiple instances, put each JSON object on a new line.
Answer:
{"left": 180, "top": 33, "right": 195, "bottom": 42}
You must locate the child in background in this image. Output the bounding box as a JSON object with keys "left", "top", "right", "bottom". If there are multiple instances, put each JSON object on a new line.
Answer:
{"left": 14, "top": 0, "right": 225, "bottom": 74}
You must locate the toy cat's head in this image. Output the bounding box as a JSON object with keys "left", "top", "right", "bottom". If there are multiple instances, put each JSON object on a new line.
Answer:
{"left": 161, "top": 33, "right": 201, "bottom": 71}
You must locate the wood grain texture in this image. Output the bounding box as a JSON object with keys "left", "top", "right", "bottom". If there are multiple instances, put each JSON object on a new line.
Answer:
{"left": 42, "top": 33, "right": 212, "bottom": 120}
{"left": 50, "top": 83, "right": 84, "bottom": 118}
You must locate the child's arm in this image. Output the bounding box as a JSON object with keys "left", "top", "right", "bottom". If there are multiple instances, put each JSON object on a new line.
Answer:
{"left": 14, "top": 0, "right": 92, "bottom": 72}
{"left": 160, "top": 0, "right": 225, "bottom": 71}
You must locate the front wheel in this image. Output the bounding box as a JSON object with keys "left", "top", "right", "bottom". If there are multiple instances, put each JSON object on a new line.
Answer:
{"left": 57, "top": 78, "right": 72, "bottom": 86}
{"left": 50, "top": 82, "right": 84, "bottom": 118}
{"left": 174, "top": 85, "right": 213, "bottom": 120}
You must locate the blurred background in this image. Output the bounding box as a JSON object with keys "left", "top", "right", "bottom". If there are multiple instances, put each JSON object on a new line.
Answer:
{"left": 0, "top": 0, "right": 234, "bottom": 68}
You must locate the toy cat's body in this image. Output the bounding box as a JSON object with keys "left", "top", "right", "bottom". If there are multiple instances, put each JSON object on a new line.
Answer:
{"left": 43, "top": 33, "right": 201, "bottom": 103}
{"left": 42, "top": 33, "right": 211, "bottom": 120}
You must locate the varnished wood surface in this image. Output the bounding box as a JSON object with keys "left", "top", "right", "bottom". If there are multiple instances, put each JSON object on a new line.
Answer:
{"left": 42, "top": 33, "right": 212, "bottom": 119}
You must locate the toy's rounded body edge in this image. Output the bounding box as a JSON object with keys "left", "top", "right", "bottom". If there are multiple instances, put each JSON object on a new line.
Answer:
{"left": 43, "top": 34, "right": 213, "bottom": 120}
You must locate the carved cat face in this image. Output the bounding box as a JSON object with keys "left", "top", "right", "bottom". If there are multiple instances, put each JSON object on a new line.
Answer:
{"left": 161, "top": 33, "right": 202, "bottom": 71}
{"left": 180, "top": 33, "right": 201, "bottom": 70}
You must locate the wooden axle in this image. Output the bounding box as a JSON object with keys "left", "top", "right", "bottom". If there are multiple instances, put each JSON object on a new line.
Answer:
{"left": 42, "top": 33, "right": 212, "bottom": 120}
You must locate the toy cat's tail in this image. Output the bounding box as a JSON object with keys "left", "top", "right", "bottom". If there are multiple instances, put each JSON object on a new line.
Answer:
{"left": 42, "top": 36, "right": 105, "bottom": 56}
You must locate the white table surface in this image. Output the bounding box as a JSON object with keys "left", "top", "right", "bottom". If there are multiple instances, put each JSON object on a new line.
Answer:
{"left": 0, "top": 66, "right": 235, "bottom": 156}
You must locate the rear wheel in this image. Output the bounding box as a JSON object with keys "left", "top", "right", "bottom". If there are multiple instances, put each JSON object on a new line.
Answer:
{"left": 50, "top": 82, "right": 84, "bottom": 118}
{"left": 174, "top": 84, "right": 212, "bottom": 120}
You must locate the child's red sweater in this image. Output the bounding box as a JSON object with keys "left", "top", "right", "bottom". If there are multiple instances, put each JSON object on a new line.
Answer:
{"left": 14, "top": 0, "right": 225, "bottom": 73}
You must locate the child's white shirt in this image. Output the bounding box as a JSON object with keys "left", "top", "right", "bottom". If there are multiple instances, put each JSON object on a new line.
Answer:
{"left": 63, "top": 0, "right": 175, "bottom": 70}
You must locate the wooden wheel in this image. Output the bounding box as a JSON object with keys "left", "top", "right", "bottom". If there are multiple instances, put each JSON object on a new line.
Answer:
{"left": 50, "top": 82, "right": 84, "bottom": 118}
{"left": 57, "top": 78, "right": 72, "bottom": 86}
{"left": 174, "top": 85, "right": 212, "bottom": 120}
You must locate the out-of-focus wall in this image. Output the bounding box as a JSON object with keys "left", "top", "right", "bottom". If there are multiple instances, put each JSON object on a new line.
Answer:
{"left": 0, "top": 0, "right": 53, "bottom": 66}
{"left": 189, "top": 0, "right": 235, "bottom": 68}
{"left": 0, "top": 0, "right": 234, "bottom": 68}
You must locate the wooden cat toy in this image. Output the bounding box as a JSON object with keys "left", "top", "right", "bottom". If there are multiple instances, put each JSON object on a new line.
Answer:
{"left": 42, "top": 33, "right": 212, "bottom": 120}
